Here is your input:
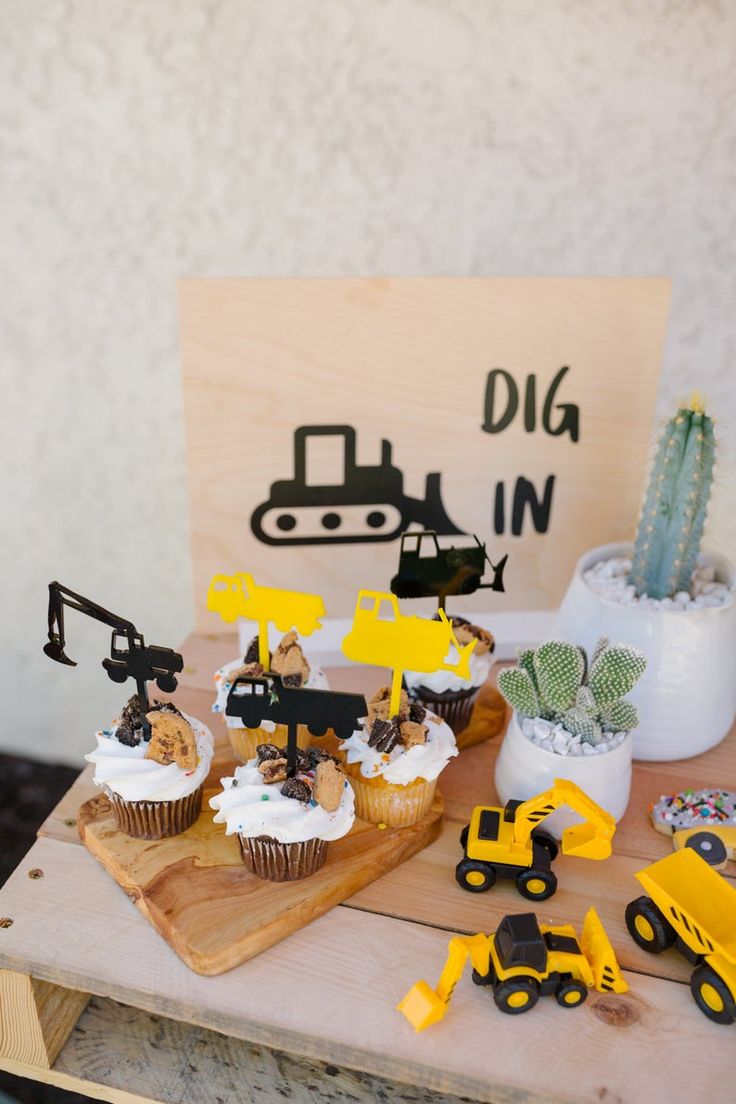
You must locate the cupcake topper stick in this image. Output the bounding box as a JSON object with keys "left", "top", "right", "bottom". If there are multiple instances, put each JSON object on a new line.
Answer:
{"left": 226, "top": 674, "right": 367, "bottom": 777}
{"left": 390, "top": 530, "right": 507, "bottom": 615}
{"left": 42, "top": 582, "right": 184, "bottom": 741}
{"left": 342, "top": 591, "right": 477, "bottom": 718}
{"left": 207, "top": 573, "right": 325, "bottom": 669}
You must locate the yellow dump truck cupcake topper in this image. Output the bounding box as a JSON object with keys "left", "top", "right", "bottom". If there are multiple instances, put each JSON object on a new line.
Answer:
{"left": 342, "top": 591, "right": 476, "bottom": 717}
{"left": 207, "top": 573, "right": 325, "bottom": 669}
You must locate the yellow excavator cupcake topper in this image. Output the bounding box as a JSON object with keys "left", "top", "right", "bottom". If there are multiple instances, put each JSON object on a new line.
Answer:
{"left": 207, "top": 573, "right": 325, "bottom": 669}
{"left": 342, "top": 590, "right": 476, "bottom": 717}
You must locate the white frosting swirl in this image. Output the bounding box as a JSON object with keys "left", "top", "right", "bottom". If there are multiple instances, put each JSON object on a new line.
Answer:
{"left": 85, "top": 712, "right": 214, "bottom": 803}
{"left": 209, "top": 760, "right": 354, "bottom": 843}
{"left": 212, "top": 659, "right": 329, "bottom": 732}
{"left": 404, "top": 646, "right": 492, "bottom": 695}
{"left": 339, "top": 711, "right": 457, "bottom": 784}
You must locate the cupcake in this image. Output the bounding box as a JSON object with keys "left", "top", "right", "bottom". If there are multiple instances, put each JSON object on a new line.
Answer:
{"left": 338, "top": 687, "right": 457, "bottom": 827}
{"left": 85, "top": 695, "right": 214, "bottom": 839}
{"left": 213, "top": 631, "right": 329, "bottom": 762}
{"left": 403, "top": 616, "right": 495, "bottom": 747}
{"left": 209, "top": 743, "right": 354, "bottom": 881}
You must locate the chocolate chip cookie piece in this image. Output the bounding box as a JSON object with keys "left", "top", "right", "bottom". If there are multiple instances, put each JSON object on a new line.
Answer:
{"left": 259, "top": 757, "right": 288, "bottom": 784}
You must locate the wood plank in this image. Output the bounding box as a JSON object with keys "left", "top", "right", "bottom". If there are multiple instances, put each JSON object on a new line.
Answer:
{"left": 77, "top": 782, "right": 443, "bottom": 976}
{"left": 344, "top": 820, "right": 694, "bottom": 980}
{"left": 0, "top": 968, "right": 89, "bottom": 1068}
{"left": 1, "top": 995, "right": 476, "bottom": 1104}
{"left": 0, "top": 838, "right": 730, "bottom": 1104}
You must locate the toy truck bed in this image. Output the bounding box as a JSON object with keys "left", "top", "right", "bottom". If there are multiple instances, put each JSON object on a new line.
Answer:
{"left": 636, "top": 848, "right": 736, "bottom": 963}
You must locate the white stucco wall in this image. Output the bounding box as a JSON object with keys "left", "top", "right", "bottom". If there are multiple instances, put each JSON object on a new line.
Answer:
{"left": 1, "top": 0, "right": 734, "bottom": 765}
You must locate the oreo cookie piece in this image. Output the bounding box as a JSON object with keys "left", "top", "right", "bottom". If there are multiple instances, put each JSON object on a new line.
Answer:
{"left": 256, "top": 743, "right": 281, "bottom": 762}
{"left": 280, "top": 777, "right": 311, "bottom": 803}
{"left": 278, "top": 746, "right": 311, "bottom": 772}
{"left": 114, "top": 720, "right": 140, "bottom": 747}
{"left": 244, "top": 634, "right": 270, "bottom": 667}
{"left": 368, "top": 717, "right": 402, "bottom": 754}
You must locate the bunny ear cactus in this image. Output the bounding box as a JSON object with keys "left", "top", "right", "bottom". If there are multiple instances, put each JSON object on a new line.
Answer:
{"left": 588, "top": 644, "right": 647, "bottom": 707}
{"left": 497, "top": 667, "right": 540, "bottom": 718}
{"left": 533, "top": 641, "right": 585, "bottom": 712}
{"left": 498, "top": 636, "right": 647, "bottom": 746}
{"left": 629, "top": 396, "right": 716, "bottom": 600}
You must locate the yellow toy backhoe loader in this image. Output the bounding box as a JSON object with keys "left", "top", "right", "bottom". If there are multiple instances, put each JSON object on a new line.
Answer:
{"left": 398, "top": 908, "right": 628, "bottom": 1030}
{"left": 456, "top": 779, "right": 616, "bottom": 901}
{"left": 625, "top": 848, "right": 736, "bottom": 1024}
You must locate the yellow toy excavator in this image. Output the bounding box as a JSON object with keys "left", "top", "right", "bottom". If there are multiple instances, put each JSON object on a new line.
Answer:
{"left": 398, "top": 908, "right": 628, "bottom": 1030}
{"left": 456, "top": 779, "right": 616, "bottom": 901}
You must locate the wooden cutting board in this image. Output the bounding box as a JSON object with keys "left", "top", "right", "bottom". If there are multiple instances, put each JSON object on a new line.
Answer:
{"left": 76, "top": 736, "right": 444, "bottom": 976}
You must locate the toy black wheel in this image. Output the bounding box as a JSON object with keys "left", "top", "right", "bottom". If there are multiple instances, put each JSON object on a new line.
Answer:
{"left": 531, "top": 829, "right": 559, "bottom": 862}
{"left": 555, "top": 979, "right": 588, "bottom": 1008}
{"left": 684, "top": 831, "right": 728, "bottom": 868}
{"left": 391, "top": 575, "right": 423, "bottom": 598}
{"left": 156, "top": 673, "right": 177, "bottom": 693}
{"left": 624, "top": 896, "right": 676, "bottom": 953}
{"left": 455, "top": 858, "right": 496, "bottom": 893}
{"left": 690, "top": 964, "right": 736, "bottom": 1024}
{"left": 459, "top": 825, "right": 469, "bottom": 849}
{"left": 516, "top": 868, "right": 557, "bottom": 901}
{"left": 493, "top": 976, "right": 540, "bottom": 1015}
{"left": 472, "top": 967, "right": 494, "bottom": 987}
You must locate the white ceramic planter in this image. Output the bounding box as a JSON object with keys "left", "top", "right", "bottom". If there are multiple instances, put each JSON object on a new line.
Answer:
{"left": 553, "top": 543, "right": 736, "bottom": 761}
{"left": 494, "top": 712, "right": 633, "bottom": 836}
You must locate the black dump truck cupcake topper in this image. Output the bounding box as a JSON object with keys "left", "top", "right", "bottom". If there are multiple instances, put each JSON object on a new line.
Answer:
{"left": 226, "top": 674, "right": 367, "bottom": 778}
{"left": 390, "top": 530, "right": 508, "bottom": 612}
{"left": 43, "top": 581, "right": 184, "bottom": 742}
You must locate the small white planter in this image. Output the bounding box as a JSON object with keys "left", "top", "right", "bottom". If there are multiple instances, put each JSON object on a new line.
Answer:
{"left": 494, "top": 711, "right": 632, "bottom": 836}
{"left": 553, "top": 543, "right": 736, "bottom": 761}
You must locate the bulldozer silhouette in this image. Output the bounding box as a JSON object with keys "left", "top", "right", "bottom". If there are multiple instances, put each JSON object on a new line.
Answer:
{"left": 250, "top": 425, "right": 463, "bottom": 546}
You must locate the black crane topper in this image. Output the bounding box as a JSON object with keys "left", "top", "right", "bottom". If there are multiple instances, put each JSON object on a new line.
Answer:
{"left": 390, "top": 531, "right": 508, "bottom": 612}
{"left": 226, "top": 674, "right": 367, "bottom": 777}
{"left": 43, "top": 582, "right": 184, "bottom": 741}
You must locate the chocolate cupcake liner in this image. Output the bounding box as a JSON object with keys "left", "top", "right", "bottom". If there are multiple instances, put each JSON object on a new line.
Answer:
{"left": 411, "top": 684, "right": 480, "bottom": 746}
{"left": 105, "top": 783, "right": 204, "bottom": 840}
{"left": 347, "top": 771, "right": 437, "bottom": 827}
{"left": 238, "top": 834, "right": 328, "bottom": 881}
{"left": 225, "top": 722, "right": 313, "bottom": 763}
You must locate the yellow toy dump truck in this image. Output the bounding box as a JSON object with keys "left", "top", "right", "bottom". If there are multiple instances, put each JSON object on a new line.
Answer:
{"left": 456, "top": 779, "right": 616, "bottom": 901}
{"left": 625, "top": 848, "right": 736, "bottom": 1024}
{"left": 398, "top": 908, "right": 627, "bottom": 1030}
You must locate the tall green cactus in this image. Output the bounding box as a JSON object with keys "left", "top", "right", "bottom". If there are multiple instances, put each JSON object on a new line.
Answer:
{"left": 498, "top": 637, "right": 646, "bottom": 745}
{"left": 629, "top": 396, "right": 715, "bottom": 599}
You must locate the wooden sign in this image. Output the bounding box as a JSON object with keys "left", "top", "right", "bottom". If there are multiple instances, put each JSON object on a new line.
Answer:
{"left": 179, "top": 277, "right": 670, "bottom": 629}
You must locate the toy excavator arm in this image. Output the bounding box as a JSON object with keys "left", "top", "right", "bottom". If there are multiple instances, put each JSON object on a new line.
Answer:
{"left": 580, "top": 908, "right": 628, "bottom": 994}
{"left": 397, "top": 933, "right": 490, "bottom": 1032}
{"left": 44, "top": 582, "right": 137, "bottom": 667}
{"left": 514, "top": 779, "right": 616, "bottom": 860}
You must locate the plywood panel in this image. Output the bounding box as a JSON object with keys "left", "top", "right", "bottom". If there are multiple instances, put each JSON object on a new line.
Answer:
{"left": 179, "top": 278, "right": 670, "bottom": 627}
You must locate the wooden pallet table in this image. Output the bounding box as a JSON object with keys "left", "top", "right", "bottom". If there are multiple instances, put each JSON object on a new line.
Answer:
{"left": 2, "top": 632, "right": 736, "bottom": 1104}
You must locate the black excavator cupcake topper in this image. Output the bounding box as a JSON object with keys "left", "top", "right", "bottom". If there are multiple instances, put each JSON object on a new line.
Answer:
{"left": 43, "top": 582, "right": 184, "bottom": 741}
{"left": 390, "top": 530, "right": 508, "bottom": 612}
{"left": 226, "top": 674, "right": 367, "bottom": 778}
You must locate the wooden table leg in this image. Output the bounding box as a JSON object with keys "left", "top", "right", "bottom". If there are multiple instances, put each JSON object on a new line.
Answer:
{"left": 0, "top": 968, "right": 89, "bottom": 1068}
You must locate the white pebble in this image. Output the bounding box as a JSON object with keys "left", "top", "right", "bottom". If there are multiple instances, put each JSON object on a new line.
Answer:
{"left": 583, "top": 557, "right": 732, "bottom": 612}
